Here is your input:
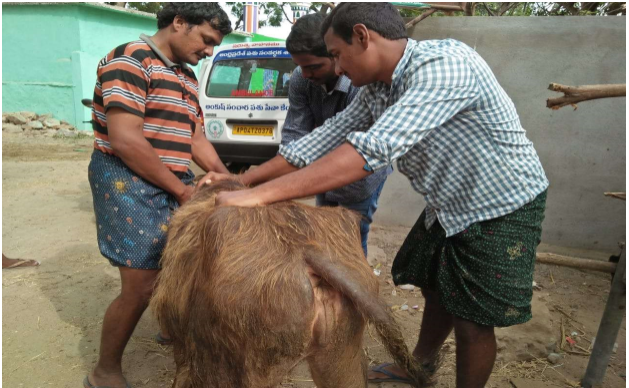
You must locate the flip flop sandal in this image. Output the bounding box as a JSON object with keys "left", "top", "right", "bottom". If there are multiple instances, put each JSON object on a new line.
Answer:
{"left": 4, "top": 259, "right": 40, "bottom": 269}
{"left": 154, "top": 332, "right": 173, "bottom": 346}
{"left": 83, "top": 375, "right": 132, "bottom": 388}
{"left": 368, "top": 362, "right": 414, "bottom": 385}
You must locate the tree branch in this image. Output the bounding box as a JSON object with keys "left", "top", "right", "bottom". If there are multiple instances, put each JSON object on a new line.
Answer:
{"left": 405, "top": 8, "right": 438, "bottom": 29}
{"left": 580, "top": 2, "right": 599, "bottom": 13}
{"left": 234, "top": 13, "right": 244, "bottom": 30}
{"left": 465, "top": 2, "right": 477, "bottom": 16}
{"left": 280, "top": 3, "right": 294, "bottom": 24}
{"left": 498, "top": 2, "right": 511, "bottom": 15}
{"left": 482, "top": 2, "right": 496, "bottom": 16}
{"left": 319, "top": 2, "right": 335, "bottom": 14}
{"left": 546, "top": 83, "right": 626, "bottom": 110}
{"left": 549, "top": 2, "right": 562, "bottom": 15}
{"left": 562, "top": 2, "right": 581, "bottom": 15}
{"left": 421, "top": 4, "right": 465, "bottom": 11}
{"left": 606, "top": 3, "right": 627, "bottom": 15}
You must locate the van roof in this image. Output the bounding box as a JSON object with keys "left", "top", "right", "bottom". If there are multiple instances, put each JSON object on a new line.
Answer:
{"left": 213, "top": 41, "right": 291, "bottom": 63}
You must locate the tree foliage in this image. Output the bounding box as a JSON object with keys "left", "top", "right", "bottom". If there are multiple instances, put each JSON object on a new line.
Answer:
{"left": 399, "top": 2, "right": 625, "bottom": 18}
{"left": 105, "top": 2, "right": 164, "bottom": 13}
{"left": 126, "top": 2, "right": 164, "bottom": 14}
{"left": 226, "top": 2, "right": 334, "bottom": 30}
{"left": 227, "top": 2, "right": 287, "bottom": 30}
{"left": 477, "top": 2, "right": 626, "bottom": 16}
{"left": 106, "top": 2, "right": 626, "bottom": 27}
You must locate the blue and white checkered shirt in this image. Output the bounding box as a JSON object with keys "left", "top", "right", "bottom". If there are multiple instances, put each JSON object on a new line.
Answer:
{"left": 281, "top": 67, "right": 391, "bottom": 203}
{"left": 280, "top": 38, "right": 549, "bottom": 237}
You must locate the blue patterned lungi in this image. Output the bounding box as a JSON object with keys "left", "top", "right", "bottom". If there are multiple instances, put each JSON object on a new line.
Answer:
{"left": 88, "top": 150, "right": 194, "bottom": 269}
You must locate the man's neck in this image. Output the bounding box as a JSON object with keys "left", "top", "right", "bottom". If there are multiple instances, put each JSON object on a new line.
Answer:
{"left": 150, "top": 29, "right": 177, "bottom": 64}
{"left": 377, "top": 39, "right": 408, "bottom": 85}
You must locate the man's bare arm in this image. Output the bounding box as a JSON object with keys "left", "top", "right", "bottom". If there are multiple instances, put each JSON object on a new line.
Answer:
{"left": 239, "top": 155, "right": 298, "bottom": 186}
{"left": 191, "top": 123, "right": 229, "bottom": 174}
{"left": 107, "top": 108, "right": 192, "bottom": 204}
{"left": 216, "top": 143, "right": 371, "bottom": 207}
{"left": 197, "top": 154, "right": 297, "bottom": 188}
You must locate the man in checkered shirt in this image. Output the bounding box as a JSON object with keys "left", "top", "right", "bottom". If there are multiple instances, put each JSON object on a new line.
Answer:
{"left": 206, "top": 3, "right": 549, "bottom": 387}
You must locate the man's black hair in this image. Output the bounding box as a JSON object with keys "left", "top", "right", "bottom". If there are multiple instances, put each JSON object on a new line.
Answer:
{"left": 157, "top": 3, "right": 233, "bottom": 36}
{"left": 320, "top": 3, "right": 407, "bottom": 44}
{"left": 286, "top": 13, "right": 331, "bottom": 57}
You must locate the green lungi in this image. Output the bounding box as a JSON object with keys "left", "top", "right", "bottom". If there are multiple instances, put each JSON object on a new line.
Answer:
{"left": 392, "top": 191, "right": 547, "bottom": 327}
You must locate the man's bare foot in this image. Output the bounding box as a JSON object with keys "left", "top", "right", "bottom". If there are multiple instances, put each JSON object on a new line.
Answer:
{"left": 86, "top": 369, "right": 129, "bottom": 388}
{"left": 2, "top": 254, "right": 40, "bottom": 269}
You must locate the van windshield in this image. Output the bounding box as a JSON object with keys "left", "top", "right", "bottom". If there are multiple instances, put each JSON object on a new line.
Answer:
{"left": 207, "top": 58, "right": 295, "bottom": 98}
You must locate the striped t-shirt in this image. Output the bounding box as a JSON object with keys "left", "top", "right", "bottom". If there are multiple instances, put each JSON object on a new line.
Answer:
{"left": 92, "top": 35, "right": 202, "bottom": 173}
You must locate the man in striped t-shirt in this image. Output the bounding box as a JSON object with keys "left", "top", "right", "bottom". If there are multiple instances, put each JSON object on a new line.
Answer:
{"left": 86, "top": 4, "right": 231, "bottom": 388}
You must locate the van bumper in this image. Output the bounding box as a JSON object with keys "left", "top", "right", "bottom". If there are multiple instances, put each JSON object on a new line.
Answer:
{"left": 210, "top": 142, "right": 280, "bottom": 165}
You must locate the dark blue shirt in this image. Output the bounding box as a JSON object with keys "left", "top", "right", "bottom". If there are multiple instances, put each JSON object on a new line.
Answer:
{"left": 281, "top": 67, "right": 391, "bottom": 203}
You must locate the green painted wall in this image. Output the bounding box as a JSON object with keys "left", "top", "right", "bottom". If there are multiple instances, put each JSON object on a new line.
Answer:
{"left": 74, "top": 4, "right": 158, "bottom": 130}
{"left": 2, "top": 4, "right": 80, "bottom": 126}
{"left": 2, "top": 3, "right": 251, "bottom": 130}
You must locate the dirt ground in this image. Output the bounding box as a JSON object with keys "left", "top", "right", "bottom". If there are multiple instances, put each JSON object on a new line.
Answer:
{"left": 2, "top": 133, "right": 626, "bottom": 388}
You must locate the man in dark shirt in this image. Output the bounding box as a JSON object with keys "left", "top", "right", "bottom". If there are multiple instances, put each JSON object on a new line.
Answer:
{"left": 229, "top": 13, "right": 391, "bottom": 256}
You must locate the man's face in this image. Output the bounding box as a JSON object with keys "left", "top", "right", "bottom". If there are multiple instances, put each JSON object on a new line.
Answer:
{"left": 172, "top": 18, "right": 223, "bottom": 65}
{"left": 323, "top": 27, "right": 378, "bottom": 87}
{"left": 291, "top": 53, "right": 337, "bottom": 86}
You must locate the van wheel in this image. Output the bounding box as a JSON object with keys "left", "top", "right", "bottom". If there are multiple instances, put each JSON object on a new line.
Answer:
{"left": 227, "top": 162, "right": 250, "bottom": 175}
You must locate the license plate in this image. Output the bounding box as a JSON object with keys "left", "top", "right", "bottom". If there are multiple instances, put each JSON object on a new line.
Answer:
{"left": 232, "top": 125, "right": 274, "bottom": 136}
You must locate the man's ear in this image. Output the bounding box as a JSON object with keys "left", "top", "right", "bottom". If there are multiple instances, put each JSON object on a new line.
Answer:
{"left": 172, "top": 15, "right": 186, "bottom": 32}
{"left": 352, "top": 24, "right": 370, "bottom": 49}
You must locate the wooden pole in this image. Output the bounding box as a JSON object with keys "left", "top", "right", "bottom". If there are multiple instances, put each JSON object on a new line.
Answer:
{"left": 536, "top": 253, "right": 617, "bottom": 274}
{"left": 582, "top": 251, "right": 626, "bottom": 387}
{"left": 546, "top": 83, "right": 626, "bottom": 110}
{"left": 604, "top": 192, "right": 626, "bottom": 201}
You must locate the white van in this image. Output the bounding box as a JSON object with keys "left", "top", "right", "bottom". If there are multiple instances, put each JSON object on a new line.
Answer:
{"left": 199, "top": 42, "right": 297, "bottom": 170}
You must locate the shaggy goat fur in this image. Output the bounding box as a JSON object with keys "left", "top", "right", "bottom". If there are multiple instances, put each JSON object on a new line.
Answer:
{"left": 151, "top": 181, "right": 431, "bottom": 387}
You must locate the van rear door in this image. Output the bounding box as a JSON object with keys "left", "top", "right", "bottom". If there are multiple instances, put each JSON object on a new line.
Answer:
{"left": 200, "top": 45, "right": 296, "bottom": 164}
